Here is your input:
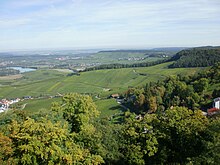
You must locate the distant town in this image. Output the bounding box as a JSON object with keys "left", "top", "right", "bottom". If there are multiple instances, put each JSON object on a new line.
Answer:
{"left": 0, "top": 93, "right": 63, "bottom": 113}
{"left": 0, "top": 98, "right": 20, "bottom": 112}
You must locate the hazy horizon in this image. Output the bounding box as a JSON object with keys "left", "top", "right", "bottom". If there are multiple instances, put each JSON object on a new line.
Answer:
{"left": 0, "top": 0, "right": 220, "bottom": 51}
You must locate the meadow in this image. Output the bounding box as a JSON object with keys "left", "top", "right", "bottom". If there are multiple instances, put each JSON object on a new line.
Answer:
{"left": 0, "top": 62, "right": 202, "bottom": 117}
{"left": 0, "top": 62, "right": 200, "bottom": 98}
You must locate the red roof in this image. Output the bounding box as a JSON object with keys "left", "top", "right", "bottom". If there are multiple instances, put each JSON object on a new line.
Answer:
{"left": 208, "top": 107, "right": 219, "bottom": 113}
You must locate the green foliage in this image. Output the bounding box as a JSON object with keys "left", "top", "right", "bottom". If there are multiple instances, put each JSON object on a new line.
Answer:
{"left": 193, "top": 78, "right": 209, "bottom": 93}
{"left": 154, "top": 107, "right": 209, "bottom": 164}
{"left": 120, "top": 107, "right": 214, "bottom": 164}
{"left": 197, "top": 117, "right": 220, "bottom": 164}
{"left": 0, "top": 132, "right": 14, "bottom": 164}
{"left": 121, "top": 112, "right": 158, "bottom": 164}
{"left": 0, "top": 93, "right": 105, "bottom": 165}
{"left": 124, "top": 62, "right": 220, "bottom": 113}
{"left": 169, "top": 47, "right": 220, "bottom": 68}
{"left": 52, "top": 93, "right": 99, "bottom": 133}
{"left": 6, "top": 117, "right": 103, "bottom": 165}
{"left": 212, "top": 88, "right": 220, "bottom": 98}
{"left": 0, "top": 62, "right": 220, "bottom": 164}
{"left": 8, "top": 118, "right": 71, "bottom": 164}
{"left": 0, "top": 93, "right": 220, "bottom": 164}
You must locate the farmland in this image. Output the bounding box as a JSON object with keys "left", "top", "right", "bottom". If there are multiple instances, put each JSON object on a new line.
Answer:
{"left": 0, "top": 62, "right": 200, "bottom": 99}
{"left": 0, "top": 61, "right": 202, "bottom": 117}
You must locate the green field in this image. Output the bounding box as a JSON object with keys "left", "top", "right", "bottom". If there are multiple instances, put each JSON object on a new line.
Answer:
{"left": 10, "top": 97, "right": 123, "bottom": 119}
{"left": 95, "top": 98, "right": 125, "bottom": 118}
{"left": 0, "top": 62, "right": 203, "bottom": 117}
{"left": 21, "top": 97, "right": 61, "bottom": 113}
{"left": 0, "top": 62, "right": 201, "bottom": 99}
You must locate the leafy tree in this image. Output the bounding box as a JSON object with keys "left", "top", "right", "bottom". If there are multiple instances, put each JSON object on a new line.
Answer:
{"left": 154, "top": 107, "right": 209, "bottom": 164}
{"left": 134, "top": 93, "right": 145, "bottom": 109}
{"left": 121, "top": 112, "right": 158, "bottom": 164}
{"left": 8, "top": 118, "right": 77, "bottom": 164}
{"left": 0, "top": 133, "right": 14, "bottom": 165}
{"left": 193, "top": 78, "right": 209, "bottom": 93}
{"left": 94, "top": 119, "right": 124, "bottom": 165}
{"left": 212, "top": 88, "right": 220, "bottom": 98}
{"left": 53, "top": 93, "right": 100, "bottom": 133}
{"left": 192, "top": 116, "right": 220, "bottom": 164}
{"left": 7, "top": 117, "right": 104, "bottom": 165}
{"left": 148, "top": 96, "right": 157, "bottom": 113}
{"left": 52, "top": 93, "right": 104, "bottom": 163}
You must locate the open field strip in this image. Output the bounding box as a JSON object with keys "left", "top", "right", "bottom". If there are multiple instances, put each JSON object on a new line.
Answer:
{"left": 47, "top": 82, "right": 61, "bottom": 92}
{"left": 0, "top": 74, "right": 23, "bottom": 80}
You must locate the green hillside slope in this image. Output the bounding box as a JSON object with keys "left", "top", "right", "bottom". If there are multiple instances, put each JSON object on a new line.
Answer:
{"left": 0, "top": 62, "right": 200, "bottom": 98}
{"left": 169, "top": 46, "right": 220, "bottom": 68}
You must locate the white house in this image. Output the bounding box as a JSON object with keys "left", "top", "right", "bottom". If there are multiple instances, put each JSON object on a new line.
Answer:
{"left": 213, "top": 97, "right": 220, "bottom": 109}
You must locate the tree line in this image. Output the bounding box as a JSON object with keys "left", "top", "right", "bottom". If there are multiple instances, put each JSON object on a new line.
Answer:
{"left": 0, "top": 63, "right": 220, "bottom": 164}
{"left": 124, "top": 62, "right": 220, "bottom": 114}
{"left": 84, "top": 59, "right": 167, "bottom": 72}
{"left": 0, "top": 93, "right": 220, "bottom": 164}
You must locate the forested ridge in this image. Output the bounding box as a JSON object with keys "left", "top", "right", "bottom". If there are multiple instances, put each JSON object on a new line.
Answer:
{"left": 84, "top": 59, "right": 166, "bottom": 71}
{"left": 84, "top": 46, "right": 220, "bottom": 71}
{"left": 169, "top": 46, "right": 220, "bottom": 68}
{"left": 0, "top": 63, "right": 220, "bottom": 164}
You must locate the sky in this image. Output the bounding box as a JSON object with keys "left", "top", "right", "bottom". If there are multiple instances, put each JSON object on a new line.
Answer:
{"left": 0, "top": 0, "right": 220, "bottom": 51}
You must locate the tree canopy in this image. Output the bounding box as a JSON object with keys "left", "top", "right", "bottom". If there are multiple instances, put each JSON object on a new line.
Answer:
{"left": 169, "top": 47, "right": 220, "bottom": 68}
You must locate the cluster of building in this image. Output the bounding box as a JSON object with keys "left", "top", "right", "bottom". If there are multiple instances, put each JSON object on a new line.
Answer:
{"left": 0, "top": 98, "right": 20, "bottom": 113}
{"left": 207, "top": 97, "right": 220, "bottom": 115}
{"left": 0, "top": 61, "right": 13, "bottom": 67}
{"left": 118, "top": 57, "right": 146, "bottom": 61}
{"left": 55, "top": 56, "right": 70, "bottom": 61}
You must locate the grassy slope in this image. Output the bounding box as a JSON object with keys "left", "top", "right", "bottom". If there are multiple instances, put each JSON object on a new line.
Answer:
{"left": 22, "top": 97, "right": 61, "bottom": 113}
{"left": 0, "top": 62, "right": 201, "bottom": 98}
{"left": 13, "top": 97, "right": 122, "bottom": 118}
{"left": 95, "top": 98, "right": 124, "bottom": 118}
{"left": 0, "top": 62, "right": 203, "bottom": 118}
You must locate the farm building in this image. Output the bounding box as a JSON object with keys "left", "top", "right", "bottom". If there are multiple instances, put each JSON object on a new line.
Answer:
{"left": 208, "top": 97, "right": 220, "bottom": 115}
{"left": 213, "top": 97, "right": 220, "bottom": 109}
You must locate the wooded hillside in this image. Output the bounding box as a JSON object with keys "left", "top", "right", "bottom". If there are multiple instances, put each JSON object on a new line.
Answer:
{"left": 169, "top": 46, "right": 220, "bottom": 68}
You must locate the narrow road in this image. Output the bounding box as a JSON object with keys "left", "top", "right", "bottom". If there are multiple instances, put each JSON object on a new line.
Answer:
{"left": 21, "top": 103, "right": 27, "bottom": 110}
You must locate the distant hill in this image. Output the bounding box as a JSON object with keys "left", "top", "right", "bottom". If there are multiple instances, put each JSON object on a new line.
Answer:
{"left": 0, "top": 52, "right": 13, "bottom": 57}
{"left": 151, "top": 47, "right": 188, "bottom": 52}
{"left": 97, "top": 48, "right": 181, "bottom": 59}
{"left": 98, "top": 49, "right": 148, "bottom": 53}
{"left": 169, "top": 46, "right": 220, "bottom": 68}
{"left": 98, "top": 47, "right": 186, "bottom": 53}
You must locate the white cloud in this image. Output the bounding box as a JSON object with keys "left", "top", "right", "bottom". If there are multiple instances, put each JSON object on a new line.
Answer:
{"left": 0, "top": 0, "right": 220, "bottom": 50}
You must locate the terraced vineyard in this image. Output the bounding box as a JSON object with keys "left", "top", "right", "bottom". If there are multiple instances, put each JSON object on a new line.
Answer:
{"left": 0, "top": 62, "right": 203, "bottom": 117}
{"left": 0, "top": 62, "right": 200, "bottom": 99}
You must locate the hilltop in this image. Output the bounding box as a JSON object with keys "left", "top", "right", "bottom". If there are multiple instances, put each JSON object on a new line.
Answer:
{"left": 169, "top": 46, "right": 220, "bottom": 68}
